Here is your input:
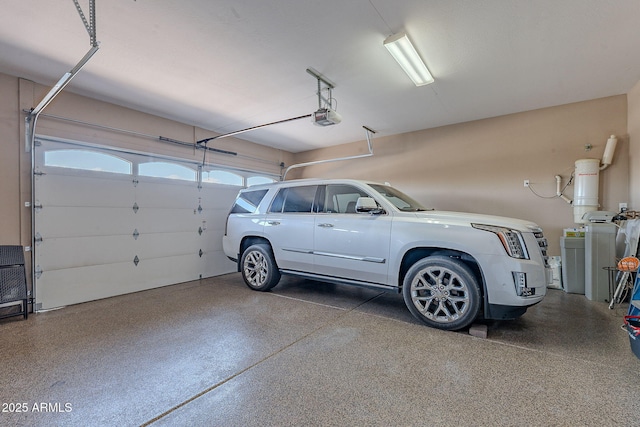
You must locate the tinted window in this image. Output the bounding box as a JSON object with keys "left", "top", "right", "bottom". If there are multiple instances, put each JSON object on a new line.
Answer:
{"left": 269, "top": 186, "right": 318, "bottom": 213}
{"left": 323, "top": 184, "right": 370, "bottom": 213}
{"left": 269, "top": 189, "right": 286, "bottom": 213}
{"left": 283, "top": 186, "right": 317, "bottom": 213}
{"left": 231, "top": 189, "right": 268, "bottom": 214}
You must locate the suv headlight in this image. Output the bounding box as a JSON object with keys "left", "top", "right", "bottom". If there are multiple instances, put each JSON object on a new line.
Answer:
{"left": 472, "top": 224, "right": 529, "bottom": 259}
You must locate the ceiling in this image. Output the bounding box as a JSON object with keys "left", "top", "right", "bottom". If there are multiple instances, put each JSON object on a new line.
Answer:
{"left": 2, "top": 0, "right": 640, "bottom": 153}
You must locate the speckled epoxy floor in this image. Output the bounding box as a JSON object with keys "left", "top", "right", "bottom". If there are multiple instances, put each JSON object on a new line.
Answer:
{"left": 0, "top": 274, "right": 638, "bottom": 426}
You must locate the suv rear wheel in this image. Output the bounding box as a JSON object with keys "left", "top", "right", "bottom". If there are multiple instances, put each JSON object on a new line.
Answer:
{"left": 240, "top": 244, "right": 281, "bottom": 291}
{"left": 402, "top": 256, "right": 481, "bottom": 330}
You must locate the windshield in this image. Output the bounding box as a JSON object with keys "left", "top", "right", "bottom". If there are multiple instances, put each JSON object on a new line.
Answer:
{"left": 368, "top": 184, "right": 430, "bottom": 212}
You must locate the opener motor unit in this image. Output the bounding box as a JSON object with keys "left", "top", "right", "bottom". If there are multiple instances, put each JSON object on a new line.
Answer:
{"left": 312, "top": 108, "right": 342, "bottom": 126}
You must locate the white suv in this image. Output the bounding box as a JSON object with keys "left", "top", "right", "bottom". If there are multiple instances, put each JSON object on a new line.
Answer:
{"left": 223, "top": 179, "right": 550, "bottom": 330}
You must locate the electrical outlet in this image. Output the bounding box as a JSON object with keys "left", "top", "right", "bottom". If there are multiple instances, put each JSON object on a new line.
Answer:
{"left": 619, "top": 202, "right": 628, "bottom": 212}
{"left": 524, "top": 180, "right": 530, "bottom": 187}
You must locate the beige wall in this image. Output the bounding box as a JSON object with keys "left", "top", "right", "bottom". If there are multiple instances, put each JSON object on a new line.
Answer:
{"left": 628, "top": 80, "right": 640, "bottom": 209}
{"left": 291, "top": 96, "right": 630, "bottom": 256}
{"left": 0, "top": 70, "right": 635, "bottom": 259}
{"left": 0, "top": 74, "right": 295, "bottom": 247}
{"left": 0, "top": 74, "right": 21, "bottom": 243}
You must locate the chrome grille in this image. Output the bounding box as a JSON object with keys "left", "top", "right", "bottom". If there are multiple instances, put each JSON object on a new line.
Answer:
{"left": 532, "top": 229, "right": 549, "bottom": 267}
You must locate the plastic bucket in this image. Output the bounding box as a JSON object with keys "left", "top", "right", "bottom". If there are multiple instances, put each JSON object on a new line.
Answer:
{"left": 624, "top": 315, "right": 640, "bottom": 359}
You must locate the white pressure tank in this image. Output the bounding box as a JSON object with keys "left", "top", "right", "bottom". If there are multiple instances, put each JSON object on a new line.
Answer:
{"left": 573, "top": 158, "right": 600, "bottom": 223}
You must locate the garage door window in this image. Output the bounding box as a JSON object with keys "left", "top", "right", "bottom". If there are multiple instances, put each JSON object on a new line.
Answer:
{"left": 44, "top": 149, "right": 132, "bottom": 174}
{"left": 202, "top": 170, "right": 243, "bottom": 186}
{"left": 247, "top": 176, "right": 276, "bottom": 186}
{"left": 139, "top": 161, "right": 196, "bottom": 181}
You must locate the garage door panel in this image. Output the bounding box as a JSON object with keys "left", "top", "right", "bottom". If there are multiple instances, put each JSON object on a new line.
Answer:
{"left": 135, "top": 183, "right": 238, "bottom": 210}
{"left": 204, "top": 221, "right": 228, "bottom": 236}
{"left": 135, "top": 209, "right": 203, "bottom": 233}
{"left": 36, "top": 261, "right": 140, "bottom": 310}
{"left": 198, "top": 233, "right": 224, "bottom": 252}
{"left": 34, "top": 136, "right": 247, "bottom": 310}
{"left": 202, "top": 250, "right": 236, "bottom": 277}
{"left": 134, "top": 232, "right": 202, "bottom": 259}
{"left": 135, "top": 180, "right": 200, "bottom": 208}
{"left": 199, "top": 188, "right": 241, "bottom": 209}
{"left": 37, "top": 235, "right": 137, "bottom": 270}
{"left": 36, "top": 173, "right": 134, "bottom": 207}
{"left": 37, "top": 207, "right": 134, "bottom": 238}
{"left": 36, "top": 254, "right": 204, "bottom": 310}
{"left": 36, "top": 232, "right": 211, "bottom": 272}
{"left": 133, "top": 253, "right": 202, "bottom": 281}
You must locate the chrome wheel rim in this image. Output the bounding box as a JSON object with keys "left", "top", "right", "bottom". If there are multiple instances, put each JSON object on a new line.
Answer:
{"left": 244, "top": 250, "right": 268, "bottom": 287}
{"left": 410, "top": 265, "right": 470, "bottom": 324}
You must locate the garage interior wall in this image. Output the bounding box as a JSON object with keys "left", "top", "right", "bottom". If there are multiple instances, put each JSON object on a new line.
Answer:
{"left": 289, "top": 95, "right": 631, "bottom": 256}
{"left": 1, "top": 70, "right": 639, "bottom": 262}
{"left": 0, "top": 73, "right": 21, "bottom": 244}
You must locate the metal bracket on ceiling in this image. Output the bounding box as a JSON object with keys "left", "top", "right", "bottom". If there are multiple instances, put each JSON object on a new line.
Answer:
{"left": 282, "top": 125, "right": 376, "bottom": 179}
{"left": 306, "top": 67, "right": 336, "bottom": 110}
{"left": 28, "top": 0, "right": 100, "bottom": 129}
{"left": 73, "top": 0, "right": 98, "bottom": 47}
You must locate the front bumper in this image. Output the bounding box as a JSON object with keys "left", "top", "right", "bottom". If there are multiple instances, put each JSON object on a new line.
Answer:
{"left": 479, "top": 253, "right": 548, "bottom": 308}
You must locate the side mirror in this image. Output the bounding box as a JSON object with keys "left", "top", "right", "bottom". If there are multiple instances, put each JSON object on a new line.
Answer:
{"left": 355, "top": 197, "right": 383, "bottom": 214}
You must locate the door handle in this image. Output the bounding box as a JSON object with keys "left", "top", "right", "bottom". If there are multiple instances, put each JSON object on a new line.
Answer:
{"left": 317, "top": 223, "right": 334, "bottom": 228}
{"left": 267, "top": 221, "right": 280, "bottom": 226}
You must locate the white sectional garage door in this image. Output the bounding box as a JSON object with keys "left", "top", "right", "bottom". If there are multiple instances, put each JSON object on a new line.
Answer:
{"left": 32, "top": 136, "right": 261, "bottom": 311}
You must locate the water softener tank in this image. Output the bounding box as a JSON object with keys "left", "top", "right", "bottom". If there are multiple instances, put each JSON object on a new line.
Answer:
{"left": 573, "top": 158, "right": 600, "bottom": 223}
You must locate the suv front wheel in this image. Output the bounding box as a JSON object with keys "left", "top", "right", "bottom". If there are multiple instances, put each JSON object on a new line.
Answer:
{"left": 240, "top": 243, "right": 281, "bottom": 291}
{"left": 403, "top": 256, "right": 481, "bottom": 331}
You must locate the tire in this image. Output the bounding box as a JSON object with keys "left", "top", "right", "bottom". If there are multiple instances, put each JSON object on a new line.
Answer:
{"left": 402, "top": 255, "right": 481, "bottom": 331}
{"left": 240, "top": 244, "right": 281, "bottom": 291}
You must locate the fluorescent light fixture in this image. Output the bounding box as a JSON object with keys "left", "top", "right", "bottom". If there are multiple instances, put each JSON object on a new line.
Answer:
{"left": 383, "top": 31, "right": 434, "bottom": 86}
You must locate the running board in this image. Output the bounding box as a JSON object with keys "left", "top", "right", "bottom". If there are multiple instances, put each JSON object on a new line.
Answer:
{"left": 280, "top": 270, "right": 399, "bottom": 293}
